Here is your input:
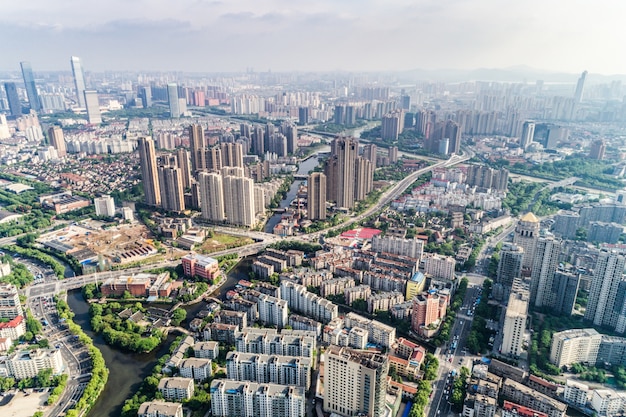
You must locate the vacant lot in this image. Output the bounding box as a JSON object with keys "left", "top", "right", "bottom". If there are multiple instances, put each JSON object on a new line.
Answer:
{"left": 1, "top": 391, "right": 49, "bottom": 417}
{"left": 198, "top": 233, "right": 254, "bottom": 254}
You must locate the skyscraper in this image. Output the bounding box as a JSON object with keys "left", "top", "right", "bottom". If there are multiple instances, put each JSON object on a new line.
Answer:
{"left": 520, "top": 121, "right": 535, "bottom": 150}
{"left": 20, "top": 62, "right": 40, "bottom": 112}
{"left": 381, "top": 111, "right": 402, "bottom": 141}
{"left": 189, "top": 124, "right": 206, "bottom": 174}
{"left": 354, "top": 157, "right": 373, "bottom": 201}
{"left": 138, "top": 137, "right": 161, "bottom": 207}
{"left": 308, "top": 172, "right": 326, "bottom": 221}
{"left": 158, "top": 166, "right": 186, "bottom": 212}
{"left": 70, "top": 56, "right": 87, "bottom": 108}
{"left": 585, "top": 250, "right": 626, "bottom": 333}
{"left": 574, "top": 70, "right": 588, "bottom": 104}
{"left": 47, "top": 126, "right": 66, "bottom": 157}
{"left": 496, "top": 243, "right": 524, "bottom": 287}
{"left": 548, "top": 271, "right": 580, "bottom": 316}
{"left": 324, "top": 345, "right": 388, "bottom": 417}
{"left": 198, "top": 172, "right": 225, "bottom": 223}
{"left": 168, "top": 83, "right": 181, "bottom": 118}
{"left": 502, "top": 279, "right": 529, "bottom": 357}
{"left": 513, "top": 212, "right": 540, "bottom": 273}
{"left": 176, "top": 148, "right": 192, "bottom": 189}
{"left": 325, "top": 137, "right": 358, "bottom": 209}
{"left": 4, "top": 82, "right": 22, "bottom": 117}
{"left": 530, "top": 236, "right": 561, "bottom": 308}
{"left": 84, "top": 90, "right": 101, "bottom": 124}
{"left": 139, "top": 86, "right": 152, "bottom": 108}
{"left": 223, "top": 174, "right": 256, "bottom": 227}
{"left": 220, "top": 142, "right": 244, "bottom": 168}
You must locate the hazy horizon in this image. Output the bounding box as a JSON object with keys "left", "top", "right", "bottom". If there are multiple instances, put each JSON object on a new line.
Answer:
{"left": 2, "top": 0, "right": 625, "bottom": 75}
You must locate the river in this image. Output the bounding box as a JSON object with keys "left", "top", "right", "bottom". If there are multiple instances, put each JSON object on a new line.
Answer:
{"left": 263, "top": 150, "right": 329, "bottom": 233}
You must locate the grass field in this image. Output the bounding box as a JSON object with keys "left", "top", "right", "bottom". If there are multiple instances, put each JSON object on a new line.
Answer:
{"left": 198, "top": 233, "right": 254, "bottom": 254}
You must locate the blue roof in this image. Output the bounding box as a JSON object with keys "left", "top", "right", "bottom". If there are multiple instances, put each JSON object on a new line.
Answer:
{"left": 411, "top": 272, "right": 425, "bottom": 282}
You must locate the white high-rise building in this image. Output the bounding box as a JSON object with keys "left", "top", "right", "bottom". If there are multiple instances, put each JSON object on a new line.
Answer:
{"left": 371, "top": 235, "right": 423, "bottom": 259}
{"left": 549, "top": 328, "right": 602, "bottom": 368}
{"left": 94, "top": 195, "right": 115, "bottom": 217}
{"left": 225, "top": 351, "right": 311, "bottom": 388}
{"left": 585, "top": 250, "right": 626, "bottom": 333}
{"left": 70, "top": 56, "right": 87, "bottom": 108}
{"left": 84, "top": 90, "right": 101, "bottom": 124}
{"left": 530, "top": 236, "right": 561, "bottom": 307}
{"left": 199, "top": 172, "right": 225, "bottom": 222}
{"left": 502, "top": 281, "right": 529, "bottom": 357}
{"left": 0, "top": 283, "right": 23, "bottom": 319}
{"left": 223, "top": 174, "right": 256, "bottom": 227}
{"left": 210, "top": 380, "right": 306, "bottom": 417}
{"left": 257, "top": 293, "right": 288, "bottom": 328}
{"left": 513, "top": 212, "right": 540, "bottom": 272}
{"left": 168, "top": 83, "right": 180, "bottom": 118}
{"left": 324, "top": 345, "right": 389, "bottom": 417}
{"left": 520, "top": 121, "right": 535, "bottom": 150}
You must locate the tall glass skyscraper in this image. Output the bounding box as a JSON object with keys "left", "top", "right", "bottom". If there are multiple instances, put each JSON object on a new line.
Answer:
{"left": 167, "top": 83, "right": 180, "bottom": 118}
{"left": 20, "top": 62, "right": 40, "bottom": 112}
{"left": 71, "top": 56, "right": 87, "bottom": 108}
{"left": 4, "top": 82, "right": 22, "bottom": 117}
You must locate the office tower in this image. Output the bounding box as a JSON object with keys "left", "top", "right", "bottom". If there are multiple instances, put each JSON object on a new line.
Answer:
{"left": 20, "top": 62, "right": 40, "bottom": 112}
{"left": 176, "top": 149, "right": 192, "bottom": 189}
{"left": 549, "top": 271, "right": 580, "bottom": 316}
{"left": 496, "top": 244, "right": 524, "bottom": 287}
{"left": 138, "top": 137, "right": 161, "bottom": 207}
{"left": 94, "top": 195, "right": 115, "bottom": 217}
{"left": 325, "top": 137, "right": 358, "bottom": 209}
{"left": 401, "top": 95, "right": 411, "bottom": 110}
{"left": 530, "top": 236, "right": 561, "bottom": 308}
{"left": 298, "top": 106, "right": 309, "bottom": 125}
{"left": 223, "top": 175, "right": 256, "bottom": 227}
{"left": 589, "top": 140, "right": 606, "bottom": 160}
{"left": 4, "top": 82, "right": 22, "bottom": 117}
{"left": 574, "top": 70, "right": 588, "bottom": 103}
{"left": 84, "top": 90, "right": 101, "bottom": 124}
{"left": 502, "top": 281, "right": 529, "bottom": 357}
{"left": 198, "top": 172, "right": 225, "bottom": 222}
{"left": 308, "top": 172, "right": 326, "bottom": 221}
{"left": 139, "top": 86, "right": 152, "bottom": 108}
{"left": 520, "top": 121, "right": 535, "bottom": 150}
{"left": 345, "top": 105, "right": 356, "bottom": 126}
{"left": 324, "top": 346, "right": 388, "bottom": 417}
{"left": 585, "top": 250, "right": 626, "bottom": 333}
{"left": 220, "top": 142, "right": 244, "bottom": 168}
{"left": 354, "top": 157, "right": 373, "bottom": 201}
{"left": 168, "top": 83, "right": 181, "bottom": 118}
{"left": 158, "top": 166, "right": 186, "bottom": 212}
{"left": 70, "top": 56, "right": 87, "bottom": 108}
{"left": 47, "top": 126, "right": 66, "bottom": 157}
{"left": 334, "top": 105, "right": 345, "bottom": 125}
{"left": 189, "top": 124, "right": 206, "bottom": 174}
{"left": 513, "top": 213, "right": 540, "bottom": 272}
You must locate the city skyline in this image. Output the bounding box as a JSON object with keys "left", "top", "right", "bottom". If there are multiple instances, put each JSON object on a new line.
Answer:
{"left": 2, "top": 0, "right": 625, "bottom": 75}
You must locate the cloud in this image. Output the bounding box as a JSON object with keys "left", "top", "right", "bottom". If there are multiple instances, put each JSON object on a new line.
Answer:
{"left": 0, "top": 0, "right": 625, "bottom": 74}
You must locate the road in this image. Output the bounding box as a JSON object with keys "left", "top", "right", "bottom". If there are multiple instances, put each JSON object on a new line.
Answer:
{"left": 427, "top": 283, "right": 485, "bottom": 417}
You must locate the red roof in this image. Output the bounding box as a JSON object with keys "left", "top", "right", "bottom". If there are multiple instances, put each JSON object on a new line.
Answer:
{"left": 503, "top": 401, "right": 548, "bottom": 417}
{"left": 0, "top": 315, "right": 23, "bottom": 329}
{"left": 340, "top": 228, "right": 382, "bottom": 240}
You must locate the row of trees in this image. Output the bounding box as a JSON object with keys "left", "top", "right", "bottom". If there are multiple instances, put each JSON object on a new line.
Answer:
{"left": 55, "top": 297, "right": 109, "bottom": 417}
{"left": 0, "top": 254, "right": 34, "bottom": 288}
{"left": 432, "top": 278, "right": 468, "bottom": 346}
{"left": 450, "top": 367, "right": 470, "bottom": 411}
{"left": 466, "top": 280, "right": 497, "bottom": 354}
{"left": 4, "top": 245, "right": 65, "bottom": 279}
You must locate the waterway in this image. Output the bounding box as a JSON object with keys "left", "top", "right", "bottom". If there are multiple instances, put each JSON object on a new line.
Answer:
{"left": 263, "top": 150, "right": 329, "bottom": 233}
{"left": 66, "top": 257, "right": 253, "bottom": 417}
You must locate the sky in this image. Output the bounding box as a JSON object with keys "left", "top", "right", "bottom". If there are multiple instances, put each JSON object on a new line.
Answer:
{"left": 2, "top": 0, "right": 625, "bottom": 75}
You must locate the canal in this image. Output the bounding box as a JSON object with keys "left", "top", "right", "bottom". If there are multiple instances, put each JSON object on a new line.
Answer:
{"left": 67, "top": 256, "right": 254, "bottom": 417}
{"left": 263, "top": 150, "right": 329, "bottom": 233}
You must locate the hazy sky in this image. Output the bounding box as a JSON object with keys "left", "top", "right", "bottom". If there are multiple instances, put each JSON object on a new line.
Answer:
{"left": 2, "top": 0, "right": 625, "bottom": 74}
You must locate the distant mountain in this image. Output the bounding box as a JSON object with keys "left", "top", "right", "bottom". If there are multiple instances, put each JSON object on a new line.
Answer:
{"left": 397, "top": 66, "right": 626, "bottom": 84}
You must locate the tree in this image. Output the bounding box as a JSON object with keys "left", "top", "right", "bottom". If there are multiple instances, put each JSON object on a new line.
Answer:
{"left": 171, "top": 308, "right": 187, "bottom": 326}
